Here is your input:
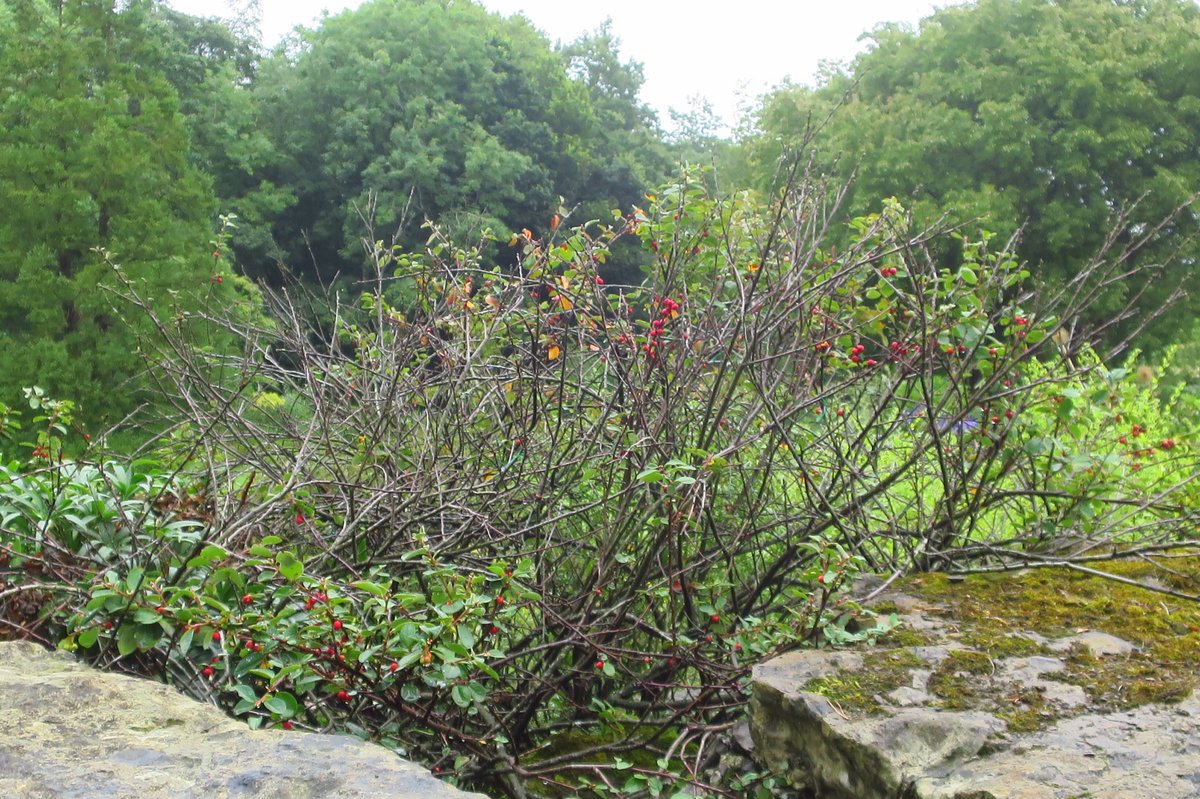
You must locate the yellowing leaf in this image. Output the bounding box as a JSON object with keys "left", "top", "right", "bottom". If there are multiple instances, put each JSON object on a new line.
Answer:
{"left": 547, "top": 345, "right": 561, "bottom": 361}
{"left": 558, "top": 295, "right": 573, "bottom": 311}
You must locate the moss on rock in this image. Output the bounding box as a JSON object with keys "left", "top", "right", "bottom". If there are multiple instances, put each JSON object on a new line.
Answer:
{"left": 899, "top": 550, "right": 1200, "bottom": 720}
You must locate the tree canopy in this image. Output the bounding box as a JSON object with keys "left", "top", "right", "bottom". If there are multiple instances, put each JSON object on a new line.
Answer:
{"left": 235, "top": 1, "right": 668, "bottom": 283}
{"left": 744, "top": 0, "right": 1200, "bottom": 348}
{"left": 0, "top": 0, "right": 220, "bottom": 426}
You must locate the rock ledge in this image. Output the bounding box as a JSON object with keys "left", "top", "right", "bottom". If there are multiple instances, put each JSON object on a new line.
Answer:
{"left": 0, "top": 640, "right": 488, "bottom": 799}
{"left": 750, "top": 561, "right": 1200, "bottom": 799}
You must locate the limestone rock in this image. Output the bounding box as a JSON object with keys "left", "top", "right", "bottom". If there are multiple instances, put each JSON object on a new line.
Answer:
{"left": 750, "top": 567, "right": 1200, "bottom": 799}
{"left": 0, "top": 640, "right": 488, "bottom": 799}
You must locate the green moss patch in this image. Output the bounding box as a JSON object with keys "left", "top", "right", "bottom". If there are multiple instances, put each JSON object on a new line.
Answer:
{"left": 927, "top": 649, "right": 994, "bottom": 711}
{"left": 803, "top": 648, "right": 923, "bottom": 715}
{"left": 901, "top": 550, "right": 1200, "bottom": 717}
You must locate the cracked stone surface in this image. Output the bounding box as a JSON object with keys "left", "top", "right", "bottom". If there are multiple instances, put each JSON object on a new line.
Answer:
{"left": 0, "top": 641, "right": 488, "bottom": 799}
{"left": 750, "top": 588, "right": 1200, "bottom": 799}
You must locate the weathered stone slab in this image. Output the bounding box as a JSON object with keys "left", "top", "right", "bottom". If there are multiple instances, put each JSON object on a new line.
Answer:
{"left": 0, "top": 641, "right": 488, "bottom": 799}
{"left": 750, "top": 557, "right": 1200, "bottom": 799}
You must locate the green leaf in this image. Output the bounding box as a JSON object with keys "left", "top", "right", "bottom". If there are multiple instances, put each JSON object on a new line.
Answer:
{"left": 133, "top": 608, "right": 162, "bottom": 625}
{"left": 276, "top": 551, "right": 304, "bottom": 581}
{"left": 450, "top": 684, "right": 471, "bottom": 708}
{"left": 351, "top": 580, "right": 387, "bottom": 597}
{"left": 116, "top": 623, "right": 138, "bottom": 656}
{"left": 264, "top": 692, "right": 299, "bottom": 718}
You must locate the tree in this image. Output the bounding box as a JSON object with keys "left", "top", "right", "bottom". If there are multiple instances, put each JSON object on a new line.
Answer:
{"left": 237, "top": 1, "right": 669, "bottom": 284}
{"left": 0, "top": 0, "right": 220, "bottom": 427}
{"left": 744, "top": 0, "right": 1200, "bottom": 349}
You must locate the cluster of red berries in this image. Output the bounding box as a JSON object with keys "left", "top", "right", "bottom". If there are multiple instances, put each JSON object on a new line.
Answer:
{"left": 643, "top": 297, "right": 680, "bottom": 360}
{"left": 304, "top": 592, "right": 329, "bottom": 611}
{"left": 880, "top": 266, "right": 899, "bottom": 277}
{"left": 848, "top": 343, "right": 875, "bottom": 366}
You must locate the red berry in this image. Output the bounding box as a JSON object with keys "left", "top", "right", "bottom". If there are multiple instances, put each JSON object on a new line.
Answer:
{"left": 282, "top": 721, "right": 294, "bottom": 730}
{"left": 295, "top": 513, "right": 305, "bottom": 525}
{"left": 202, "top": 666, "right": 215, "bottom": 678}
{"left": 710, "top": 614, "right": 720, "bottom": 623}
{"left": 390, "top": 661, "right": 399, "bottom": 672}
{"left": 336, "top": 689, "right": 350, "bottom": 701}
{"left": 594, "top": 660, "right": 605, "bottom": 669}
{"left": 242, "top": 594, "right": 253, "bottom": 605}
{"left": 332, "top": 620, "right": 343, "bottom": 631}
{"left": 212, "top": 631, "right": 221, "bottom": 641}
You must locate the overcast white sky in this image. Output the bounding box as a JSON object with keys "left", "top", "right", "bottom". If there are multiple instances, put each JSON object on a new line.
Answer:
{"left": 167, "top": 0, "right": 958, "bottom": 129}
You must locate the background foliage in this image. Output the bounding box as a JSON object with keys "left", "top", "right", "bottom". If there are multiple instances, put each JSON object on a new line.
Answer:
{"left": 739, "top": 0, "right": 1200, "bottom": 350}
